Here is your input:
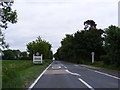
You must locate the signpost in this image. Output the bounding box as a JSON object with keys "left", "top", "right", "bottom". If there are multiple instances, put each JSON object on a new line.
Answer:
{"left": 33, "top": 52, "right": 43, "bottom": 64}
{"left": 91, "top": 52, "right": 95, "bottom": 63}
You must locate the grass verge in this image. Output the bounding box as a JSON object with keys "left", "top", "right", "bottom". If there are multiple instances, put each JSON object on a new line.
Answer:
{"left": 2, "top": 59, "right": 52, "bottom": 88}
{"left": 80, "top": 61, "right": 120, "bottom": 71}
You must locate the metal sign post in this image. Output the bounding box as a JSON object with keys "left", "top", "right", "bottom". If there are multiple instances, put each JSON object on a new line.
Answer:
{"left": 91, "top": 52, "right": 95, "bottom": 63}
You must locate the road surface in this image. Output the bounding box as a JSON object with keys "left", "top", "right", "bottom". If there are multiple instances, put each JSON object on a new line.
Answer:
{"left": 31, "top": 61, "right": 120, "bottom": 89}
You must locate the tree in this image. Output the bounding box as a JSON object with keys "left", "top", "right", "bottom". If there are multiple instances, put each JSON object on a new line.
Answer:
{"left": 2, "top": 49, "right": 21, "bottom": 60}
{"left": 0, "top": 1, "right": 17, "bottom": 49}
{"left": 104, "top": 25, "right": 120, "bottom": 66}
{"left": 12, "top": 50, "right": 21, "bottom": 59}
{"left": 55, "top": 20, "right": 104, "bottom": 63}
{"left": 2, "top": 49, "right": 14, "bottom": 60}
{"left": 21, "top": 51, "right": 28, "bottom": 57}
{"left": 27, "top": 36, "right": 53, "bottom": 59}
{"left": 84, "top": 20, "right": 97, "bottom": 30}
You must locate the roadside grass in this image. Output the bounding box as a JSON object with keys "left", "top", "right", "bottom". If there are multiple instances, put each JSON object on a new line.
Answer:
{"left": 80, "top": 61, "right": 120, "bottom": 71}
{"left": 2, "top": 60, "right": 52, "bottom": 88}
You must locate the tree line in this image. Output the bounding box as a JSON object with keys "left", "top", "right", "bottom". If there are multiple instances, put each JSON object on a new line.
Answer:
{"left": 2, "top": 36, "right": 53, "bottom": 60}
{"left": 54, "top": 20, "right": 120, "bottom": 67}
{"left": 2, "top": 50, "right": 28, "bottom": 60}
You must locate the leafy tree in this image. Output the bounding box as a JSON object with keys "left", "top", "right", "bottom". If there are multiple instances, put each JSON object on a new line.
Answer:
{"left": 55, "top": 20, "right": 104, "bottom": 63}
{"left": 12, "top": 50, "right": 21, "bottom": 59}
{"left": 2, "top": 49, "right": 14, "bottom": 60}
{"left": 21, "top": 51, "right": 28, "bottom": 57}
{"left": 104, "top": 25, "right": 120, "bottom": 66}
{"left": 2, "top": 49, "right": 21, "bottom": 60}
{"left": 27, "top": 36, "right": 53, "bottom": 59}
{"left": 84, "top": 20, "right": 97, "bottom": 30}
{"left": 0, "top": 1, "right": 17, "bottom": 49}
{"left": 58, "top": 34, "right": 74, "bottom": 61}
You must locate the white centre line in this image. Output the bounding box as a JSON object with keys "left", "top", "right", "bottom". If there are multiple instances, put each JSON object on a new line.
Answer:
{"left": 94, "top": 71, "right": 120, "bottom": 80}
{"left": 66, "top": 70, "right": 81, "bottom": 76}
{"left": 78, "top": 78, "right": 95, "bottom": 90}
{"left": 29, "top": 62, "right": 53, "bottom": 89}
{"left": 74, "top": 64, "right": 79, "bottom": 66}
{"left": 52, "top": 66, "right": 61, "bottom": 69}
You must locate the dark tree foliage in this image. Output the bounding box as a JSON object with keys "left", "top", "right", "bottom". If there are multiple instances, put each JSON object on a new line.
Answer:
{"left": 55, "top": 20, "right": 104, "bottom": 63}
{"left": 2, "top": 49, "right": 21, "bottom": 60}
{"left": 55, "top": 21, "right": 119, "bottom": 66}
{"left": 104, "top": 25, "right": 120, "bottom": 66}
{"left": 84, "top": 20, "right": 97, "bottom": 30}
{"left": 26, "top": 36, "right": 53, "bottom": 59}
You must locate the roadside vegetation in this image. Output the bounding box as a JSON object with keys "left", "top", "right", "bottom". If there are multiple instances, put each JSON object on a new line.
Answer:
{"left": 2, "top": 60, "right": 52, "bottom": 88}
{"left": 54, "top": 20, "right": 120, "bottom": 71}
{"left": 80, "top": 61, "right": 120, "bottom": 71}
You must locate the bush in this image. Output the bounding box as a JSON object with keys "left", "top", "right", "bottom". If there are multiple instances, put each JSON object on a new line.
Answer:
{"left": 100, "top": 55, "right": 110, "bottom": 65}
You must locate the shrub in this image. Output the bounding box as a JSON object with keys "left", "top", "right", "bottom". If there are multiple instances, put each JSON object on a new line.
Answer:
{"left": 100, "top": 55, "right": 110, "bottom": 65}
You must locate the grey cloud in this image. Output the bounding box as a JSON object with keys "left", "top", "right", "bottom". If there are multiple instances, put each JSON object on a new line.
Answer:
{"left": 5, "top": 0, "right": 119, "bottom": 54}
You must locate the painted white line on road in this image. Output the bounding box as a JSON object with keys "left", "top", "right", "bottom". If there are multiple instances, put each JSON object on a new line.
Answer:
{"left": 80, "top": 65, "right": 120, "bottom": 80}
{"left": 94, "top": 71, "right": 120, "bottom": 80}
{"left": 29, "top": 62, "right": 53, "bottom": 89}
{"left": 78, "top": 78, "right": 95, "bottom": 90}
{"left": 61, "top": 64, "right": 67, "bottom": 69}
{"left": 52, "top": 66, "right": 61, "bottom": 69}
{"left": 66, "top": 70, "right": 81, "bottom": 76}
{"left": 74, "top": 64, "right": 79, "bottom": 66}
{"left": 64, "top": 66, "right": 67, "bottom": 69}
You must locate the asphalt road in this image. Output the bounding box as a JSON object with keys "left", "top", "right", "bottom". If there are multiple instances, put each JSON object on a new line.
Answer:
{"left": 32, "top": 61, "right": 120, "bottom": 89}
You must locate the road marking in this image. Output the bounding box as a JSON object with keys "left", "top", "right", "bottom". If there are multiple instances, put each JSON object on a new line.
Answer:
{"left": 80, "top": 65, "right": 120, "bottom": 80}
{"left": 94, "top": 71, "right": 120, "bottom": 80}
{"left": 64, "top": 66, "right": 67, "bottom": 69}
{"left": 61, "top": 64, "right": 67, "bottom": 69}
{"left": 29, "top": 62, "right": 53, "bottom": 89}
{"left": 74, "top": 64, "right": 79, "bottom": 66}
{"left": 52, "top": 66, "right": 61, "bottom": 69}
{"left": 78, "top": 78, "right": 95, "bottom": 90}
{"left": 65, "top": 70, "right": 81, "bottom": 76}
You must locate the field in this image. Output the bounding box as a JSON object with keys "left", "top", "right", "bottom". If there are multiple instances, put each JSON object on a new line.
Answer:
{"left": 2, "top": 60, "right": 52, "bottom": 88}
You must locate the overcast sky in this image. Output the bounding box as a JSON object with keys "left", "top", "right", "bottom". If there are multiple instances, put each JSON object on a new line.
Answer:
{"left": 5, "top": 0, "right": 119, "bottom": 54}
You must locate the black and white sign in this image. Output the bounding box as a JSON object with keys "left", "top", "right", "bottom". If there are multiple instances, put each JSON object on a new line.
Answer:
{"left": 33, "top": 53, "right": 43, "bottom": 64}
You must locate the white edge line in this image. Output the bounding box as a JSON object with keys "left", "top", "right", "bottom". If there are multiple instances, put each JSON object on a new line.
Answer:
{"left": 81, "top": 65, "right": 120, "bottom": 80}
{"left": 65, "top": 70, "right": 81, "bottom": 76}
{"left": 94, "top": 71, "right": 120, "bottom": 80}
{"left": 78, "top": 78, "right": 95, "bottom": 90}
{"left": 29, "top": 62, "right": 53, "bottom": 89}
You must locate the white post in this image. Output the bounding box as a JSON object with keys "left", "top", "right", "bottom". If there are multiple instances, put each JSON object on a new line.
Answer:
{"left": 33, "top": 54, "right": 34, "bottom": 63}
{"left": 91, "top": 52, "right": 95, "bottom": 63}
{"left": 41, "top": 54, "right": 43, "bottom": 63}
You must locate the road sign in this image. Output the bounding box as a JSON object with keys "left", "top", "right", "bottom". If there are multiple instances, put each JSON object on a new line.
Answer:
{"left": 33, "top": 53, "right": 43, "bottom": 64}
